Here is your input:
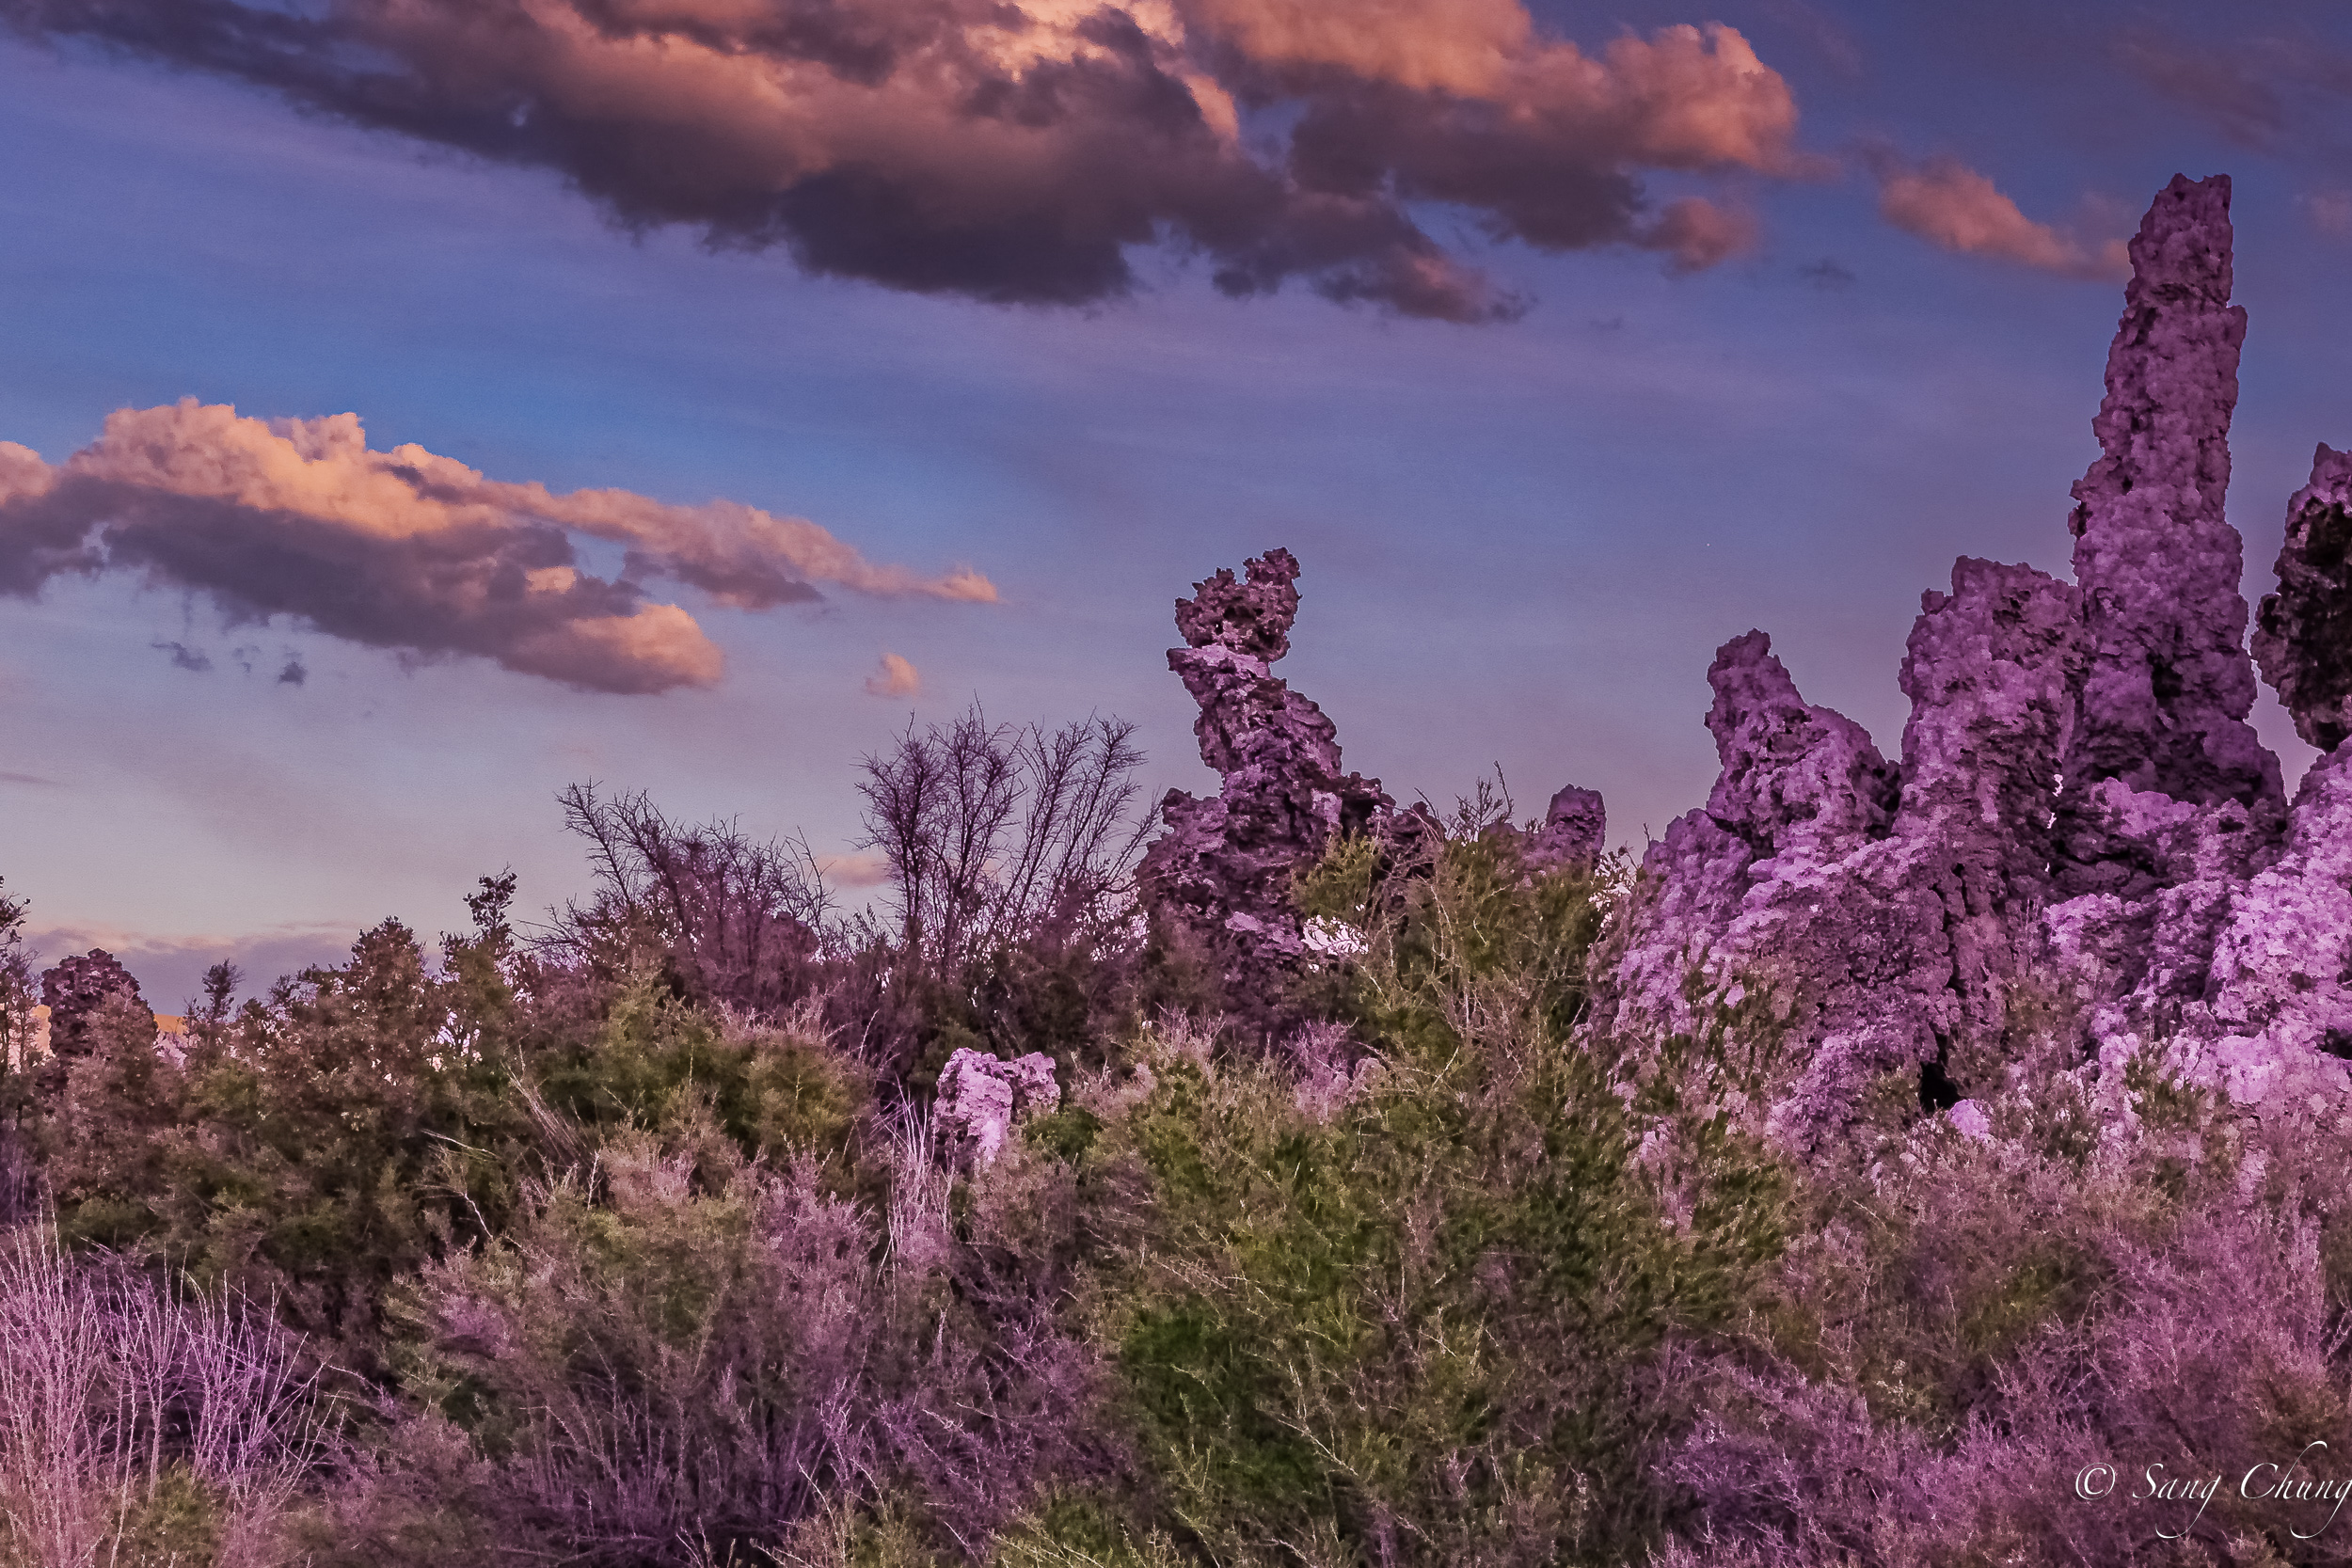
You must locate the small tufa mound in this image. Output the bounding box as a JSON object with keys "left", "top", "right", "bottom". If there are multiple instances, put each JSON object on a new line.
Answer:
{"left": 1525, "top": 784, "right": 1607, "bottom": 871}
{"left": 932, "top": 1048, "right": 1060, "bottom": 1166}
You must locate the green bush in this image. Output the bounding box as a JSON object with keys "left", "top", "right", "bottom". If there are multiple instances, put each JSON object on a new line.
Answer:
{"left": 1070, "top": 825, "right": 1789, "bottom": 1566}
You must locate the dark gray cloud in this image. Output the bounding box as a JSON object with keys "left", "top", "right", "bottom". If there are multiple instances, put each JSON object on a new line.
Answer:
{"left": 2113, "top": 23, "right": 2352, "bottom": 153}
{"left": 1801, "top": 257, "right": 1855, "bottom": 290}
{"left": 0, "top": 0, "right": 1806, "bottom": 319}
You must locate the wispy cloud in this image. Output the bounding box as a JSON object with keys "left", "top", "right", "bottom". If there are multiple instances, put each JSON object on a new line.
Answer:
{"left": 1867, "top": 154, "right": 2127, "bottom": 280}
{"left": 0, "top": 401, "right": 995, "bottom": 694}
{"left": 2302, "top": 189, "right": 2352, "bottom": 238}
{"left": 0, "top": 771, "right": 60, "bottom": 787}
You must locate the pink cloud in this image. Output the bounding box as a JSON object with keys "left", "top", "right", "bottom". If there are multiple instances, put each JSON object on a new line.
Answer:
{"left": 0, "top": 401, "right": 994, "bottom": 695}
{"left": 818, "top": 851, "right": 894, "bottom": 890}
{"left": 864, "top": 651, "right": 921, "bottom": 699}
{"left": 1640, "top": 197, "right": 1758, "bottom": 274}
{"left": 1871, "top": 156, "right": 2127, "bottom": 280}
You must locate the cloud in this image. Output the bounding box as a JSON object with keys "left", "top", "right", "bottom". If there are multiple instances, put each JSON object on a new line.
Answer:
{"left": 1640, "top": 198, "right": 1757, "bottom": 274}
{"left": 1800, "top": 257, "right": 1855, "bottom": 291}
{"left": 153, "top": 640, "right": 214, "bottom": 673}
{"left": 0, "top": 771, "right": 60, "bottom": 787}
{"left": 1, "top": 0, "right": 1807, "bottom": 319}
{"left": 278, "top": 657, "right": 309, "bottom": 685}
{"left": 2302, "top": 189, "right": 2352, "bottom": 237}
{"left": 1869, "top": 154, "right": 2126, "bottom": 279}
{"left": 0, "top": 400, "right": 993, "bottom": 694}
{"left": 2113, "top": 30, "right": 2288, "bottom": 150}
{"left": 818, "top": 851, "right": 893, "bottom": 889}
{"left": 22, "top": 920, "right": 366, "bottom": 1008}
{"left": 2112, "top": 25, "right": 2352, "bottom": 156}
{"left": 864, "top": 650, "right": 920, "bottom": 698}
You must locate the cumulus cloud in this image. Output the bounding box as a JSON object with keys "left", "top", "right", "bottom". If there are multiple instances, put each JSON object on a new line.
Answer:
{"left": 0, "top": 0, "right": 1805, "bottom": 318}
{"left": 864, "top": 650, "right": 920, "bottom": 698}
{"left": 1641, "top": 197, "right": 1757, "bottom": 274}
{"left": 0, "top": 400, "right": 993, "bottom": 694}
{"left": 1869, "top": 155, "right": 2127, "bottom": 279}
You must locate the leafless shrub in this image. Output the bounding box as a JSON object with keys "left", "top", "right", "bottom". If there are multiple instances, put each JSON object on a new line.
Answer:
{"left": 0, "top": 1223, "right": 332, "bottom": 1568}
{"left": 854, "top": 706, "right": 1153, "bottom": 974}
{"left": 549, "top": 784, "right": 834, "bottom": 1017}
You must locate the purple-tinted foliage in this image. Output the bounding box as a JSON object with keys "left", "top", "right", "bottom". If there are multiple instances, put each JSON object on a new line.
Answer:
{"left": 549, "top": 783, "right": 829, "bottom": 1017}
{"left": 0, "top": 1224, "right": 332, "bottom": 1567}
{"left": 38, "top": 948, "right": 149, "bottom": 1058}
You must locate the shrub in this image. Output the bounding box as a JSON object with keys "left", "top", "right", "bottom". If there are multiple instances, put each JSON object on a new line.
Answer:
{"left": 1071, "top": 823, "right": 1789, "bottom": 1566}
{"left": 37, "top": 916, "right": 530, "bottom": 1369}
{"left": 1664, "top": 1050, "right": 2352, "bottom": 1567}
{"left": 0, "top": 1224, "right": 331, "bottom": 1568}
{"left": 384, "top": 1100, "right": 1108, "bottom": 1565}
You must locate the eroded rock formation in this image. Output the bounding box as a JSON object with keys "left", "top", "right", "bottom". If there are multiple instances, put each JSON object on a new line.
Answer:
{"left": 2059, "top": 173, "right": 2281, "bottom": 885}
{"left": 2254, "top": 444, "right": 2352, "bottom": 751}
{"left": 1600, "top": 173, "right": 2352, "bottom": 1149}
{"left": 1598, "top": 562, "right": 2091, "bottom": 1148}
{"left": 1146, "top": 174, "right": 2352, "bottom": 1144}
{"left": 1142, "top": 547, "right": 1599, "bottom": 1011}
{"left": 933, "top": 1048, "right": 1060, "bottom": 1166}
{"left": 1139, "top": 550, "right": 1401, "bottom": 1002}
{"left": 1525, "top": 784, "right": 1607, "bottom": 871}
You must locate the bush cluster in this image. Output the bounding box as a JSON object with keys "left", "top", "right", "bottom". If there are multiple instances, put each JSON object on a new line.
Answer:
{"left": 8, "top": 756, "right": 2352, "bottom": 1568}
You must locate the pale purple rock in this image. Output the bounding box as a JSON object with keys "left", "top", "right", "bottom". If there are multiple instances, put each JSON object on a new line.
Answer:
{"left": 1893, "top": 558, "right": 2088, "bottom": 881}
{"left": 1594, "top": 633, "right": 1917, "bottom": 1093}
{"left": 1139, "top": 549, "right": 1404, "bottom": 1005}
{"left": 1699, "top": 630, "right": 1898, "bottom": 864}
{"left": 2059, "top": 173, "right": 2281, "bottom": 872}
{"left": 2196, "top": 746, "right": 2352, "bottom": 1069}
{"left": 1602, "top": 562, "right": 2093, "bottom": 1148}
{"left": 2253, "top": 443, "right": 2352, "bottom": 752}
{"left": 1522, "top": 784, "right": 1607, "bottom": 871}
{"left": 2063, "top": 747, "right": 2352, "bottom": 1123}
{"left": 932, "top": 1048, "right": 1061, "bottom": 1165}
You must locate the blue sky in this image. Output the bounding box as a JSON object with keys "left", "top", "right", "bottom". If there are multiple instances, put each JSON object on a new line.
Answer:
{"left": 3, "top": 0, "right": 2348, "bottom": 1006}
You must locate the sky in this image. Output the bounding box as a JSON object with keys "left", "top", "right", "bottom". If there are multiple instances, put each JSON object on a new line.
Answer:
{"left": 3, "top": 0, "right": 2351, "bottom": 1008}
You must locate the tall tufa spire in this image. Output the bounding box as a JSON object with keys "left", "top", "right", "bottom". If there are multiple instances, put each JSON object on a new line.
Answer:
{"left": 2059, "top": 173, "right": 2280, "bottom": 868}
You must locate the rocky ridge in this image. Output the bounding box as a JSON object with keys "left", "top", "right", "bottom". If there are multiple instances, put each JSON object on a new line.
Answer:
{"left": 1140, "top": 173, "right": 2352, "bottom": 1149}
{"left": 1596, "top": 172, "right": 2352, "bottom": 1148}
